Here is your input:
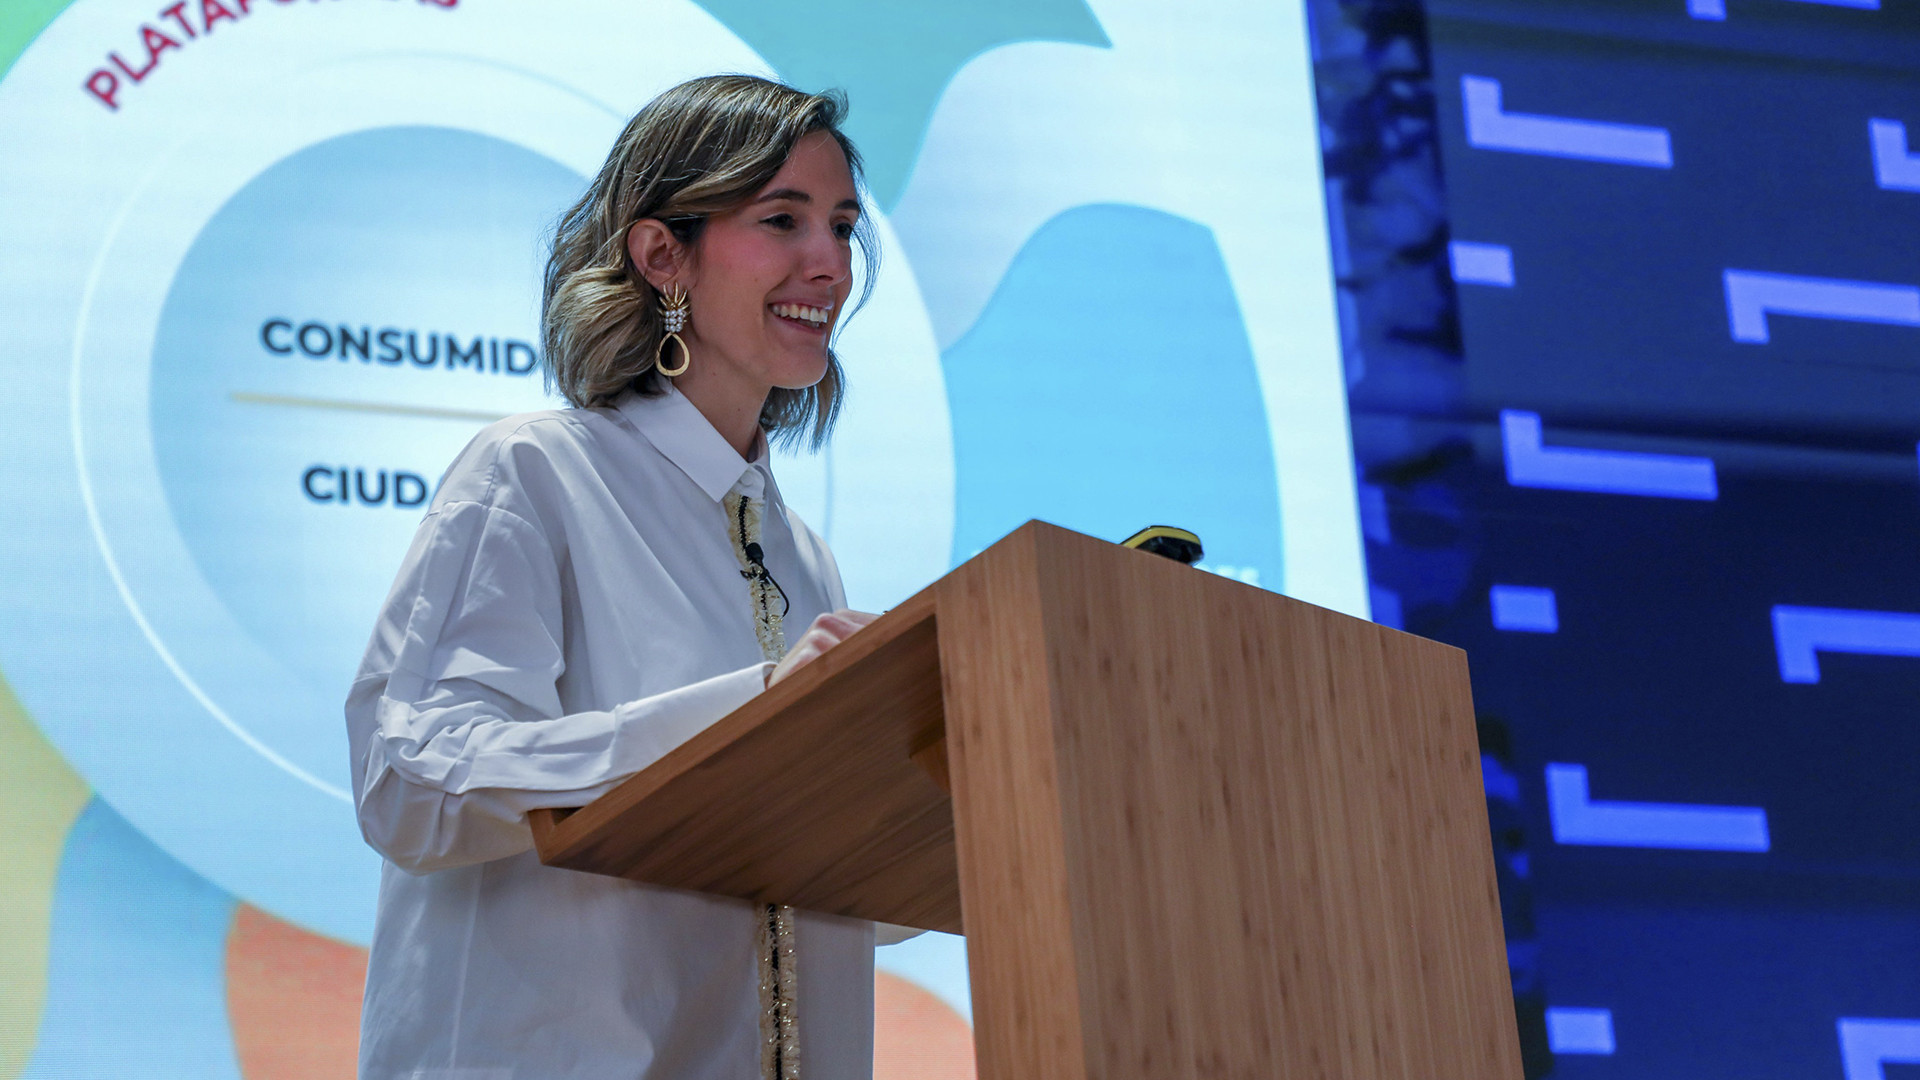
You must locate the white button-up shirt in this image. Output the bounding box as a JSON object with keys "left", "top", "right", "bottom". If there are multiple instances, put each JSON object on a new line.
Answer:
{"left": 346, "top": 384, "right": 875, "bottom": 1080}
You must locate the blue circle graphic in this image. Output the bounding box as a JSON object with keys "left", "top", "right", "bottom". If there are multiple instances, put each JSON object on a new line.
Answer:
{"left": 97, "top": 126, "right": 579, "bottom": 940}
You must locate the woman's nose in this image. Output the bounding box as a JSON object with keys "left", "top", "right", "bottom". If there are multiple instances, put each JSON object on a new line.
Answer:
{"left": 801, "top": 227, "right": 850, "bottom": 284}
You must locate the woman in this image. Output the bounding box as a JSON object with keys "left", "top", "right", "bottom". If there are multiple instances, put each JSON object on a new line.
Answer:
{"left": 345, "top": 75, "right": 885, "bottom": 1080}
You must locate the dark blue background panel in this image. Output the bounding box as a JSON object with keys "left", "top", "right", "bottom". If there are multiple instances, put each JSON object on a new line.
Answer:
{"left": 1430, "top": 2, "right": 1920, "bottom": 445}
{"left": 1539, "top": 903, "right": 1920, "bottom": 1080}
{"left": 1325, "top": 0, "right": 1920, "bottom": 1073}
{"left": 1414, "top": 430, "right": 1920, "bottom": 887}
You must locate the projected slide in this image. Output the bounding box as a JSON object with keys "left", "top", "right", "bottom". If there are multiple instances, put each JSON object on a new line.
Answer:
{"left": 0, "top": 0, "right": 1354, "bottom": 1073}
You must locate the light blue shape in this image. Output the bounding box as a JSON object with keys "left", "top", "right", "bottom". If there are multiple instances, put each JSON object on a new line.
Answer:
{"left": 154, "top": 126, "right": 576, "bottom": 713}
{"left": 1724, "top": 269, "right": 1920, "bottom": 343}
{"left": 1491, "top": 584, "right": 1558, "bottom": 633}
{"left": 1870, "top": 119, "right": 1920, "bottom": 192}
{"left": 1547, "top": 1007, "right": 1617, "bottom": 1054}
{"left": 1502, "top": 410, "right": 1718, "bottom": 500}
{"left": 942, "top": 204, "right": 1282, "bottom": 580}
{"left": 1840, "top": 1018, "right": 1920, "bottom": 1080}
{"left": 1358, "top": 482, "right": 1390, "bottom": 544}
{"left": 693, "top": 0, "right": 1110, "bottom": 209}
{"left": 24, "top": 799, "right": 242, "bottom": 1080}
{"left": 1462, "top": 75, "right": 1673, "bottom": 168}
{"left": 876, "top": 930, "right": 973, "bottom": 1023}
{"left": 1695, "top": 0, "right": 1880, "bottom": 14}
{"left": 1370, "top": 585, "right": 1403, "bottom": 630}
{"left": 1449, "top": 241, "right": 1515, "bottom": 287}
{"left": 114, "top": 125, "right": 580, "bottom": 943}
{"left": 1546, "top": 763, "right": 1770, "bottom": 851}
{"left": 1771, "top": 605, "right": 1920, "bottom": 684}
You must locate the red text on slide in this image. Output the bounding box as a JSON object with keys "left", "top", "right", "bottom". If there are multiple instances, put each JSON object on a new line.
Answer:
{"left": 82, "top": 0, "right": 459, "bottom": 112}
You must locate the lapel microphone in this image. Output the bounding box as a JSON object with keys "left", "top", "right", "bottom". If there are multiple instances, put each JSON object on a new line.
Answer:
{"left": 741, "top": 541, "right": 791, "bottom": 616}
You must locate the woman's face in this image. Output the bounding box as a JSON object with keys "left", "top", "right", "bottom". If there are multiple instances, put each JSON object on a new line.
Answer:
{"left": 680, "top": 131, "right": 860, "bottom": 394}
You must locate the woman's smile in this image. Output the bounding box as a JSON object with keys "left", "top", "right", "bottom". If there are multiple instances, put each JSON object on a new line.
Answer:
{"left": 769, "top": 301, "right": 834, "bottom": 333}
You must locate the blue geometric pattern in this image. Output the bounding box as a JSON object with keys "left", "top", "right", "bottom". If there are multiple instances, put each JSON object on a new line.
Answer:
{"left": 1723, "top": 269, "right": 1920, "bottom": 344}
{"left": 1365, "top": 28, "right": 1920, "bottom": 1011}
{"left": 1546, "top": 1007, "right": 1616, "bottom": 1055}
{"left": 1869, "top": 119, "right": 1920, "bottom": 192}
{"left": 1838, "top": 1018, "right": 1920, "bottom": 1080}
{"left": 1490, "top": 585, "right": 1558, "bottom": 633}
{"left": 1771, "top": 605, "right": 1920, "bottom": 684}
{"left": 1462, "top": 76, "right": 1673, "bottom": 168}
{"left": 1693, "top": 0, "right": 1883, "bottom": 15}
{"left": 1450, "top": 241, "right": 1515, "bottom": 287}
{"left": 1501, "top": 411, "right": 1718, "bottom": 500}
{"left": 1546, "top": 764, "right": 1770, "bottom": 852}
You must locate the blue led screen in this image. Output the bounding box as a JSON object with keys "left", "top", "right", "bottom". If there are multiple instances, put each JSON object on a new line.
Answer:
{"left": 1334, "top": 0, "right": 1920, "bottom": 1074}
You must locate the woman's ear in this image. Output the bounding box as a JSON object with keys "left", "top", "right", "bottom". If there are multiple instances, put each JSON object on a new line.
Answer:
{"left": 626, "top": 219, "right": 692, "bottom": 292}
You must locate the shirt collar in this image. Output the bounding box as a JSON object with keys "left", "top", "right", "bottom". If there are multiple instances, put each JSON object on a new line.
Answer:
{"left": 614, "top": 384, "right": 778, "bottom": 504}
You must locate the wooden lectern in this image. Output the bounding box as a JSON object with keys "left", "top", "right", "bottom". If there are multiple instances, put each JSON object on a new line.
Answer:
{"left": 531, "top": 522, "right": 1522, "bottom": 1080}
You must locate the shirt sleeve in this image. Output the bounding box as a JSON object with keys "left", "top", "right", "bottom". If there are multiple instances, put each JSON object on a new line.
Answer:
{"left": 345, "top": 498, "right": 771, "bottom": 875}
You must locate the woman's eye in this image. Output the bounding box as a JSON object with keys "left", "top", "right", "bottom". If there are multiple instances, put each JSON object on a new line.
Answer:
{"left": 762, "top": 213, "right": 796, "bottom": 230}
{"left": 833, "top": 222, "right": 855, "bottom": 241}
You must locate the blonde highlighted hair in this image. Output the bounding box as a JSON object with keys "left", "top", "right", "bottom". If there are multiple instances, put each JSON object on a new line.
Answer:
{"left": 541, "top": 74, "right": 875, "bottom": 448}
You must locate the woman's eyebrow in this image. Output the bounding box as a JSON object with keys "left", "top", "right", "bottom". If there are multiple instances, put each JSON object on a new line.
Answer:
{"left": 754, "top": 188, "right": 861, "bottom": 213}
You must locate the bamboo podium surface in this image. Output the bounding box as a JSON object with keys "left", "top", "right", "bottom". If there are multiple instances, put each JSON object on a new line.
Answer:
{"left": 531, "top": 521, "right": 1523, "bottom": 1080}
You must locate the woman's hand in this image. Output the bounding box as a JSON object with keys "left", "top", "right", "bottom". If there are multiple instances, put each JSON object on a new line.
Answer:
{"left": 766, "top": 609, "right": 879, "bottom": 687}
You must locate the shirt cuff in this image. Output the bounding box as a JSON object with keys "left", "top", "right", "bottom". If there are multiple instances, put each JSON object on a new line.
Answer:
{"left": 607, "top": 662, "right": 775, "bottom": 779}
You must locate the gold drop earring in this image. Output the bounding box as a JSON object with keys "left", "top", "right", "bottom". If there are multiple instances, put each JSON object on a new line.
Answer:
{"left": 656, "top": 283, "right": 691, "bottom": 377}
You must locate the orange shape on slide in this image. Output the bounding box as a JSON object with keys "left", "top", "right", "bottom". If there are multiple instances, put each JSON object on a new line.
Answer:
{"left": 226, "top": 903, "right": 367, "bottom": 1080}
{"left": 226, "top": 904, "right": 974, "bottom": 1079}
{"left": 874, "top": 970, "right": 977, "bottom": 1080}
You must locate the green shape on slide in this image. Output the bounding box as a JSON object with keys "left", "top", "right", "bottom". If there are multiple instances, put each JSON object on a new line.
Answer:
{"left": 0, "top": 0, "right": 73, "bottom": 83}
{"left": 693, "top": 0, "right": 1109, "bottom": 210}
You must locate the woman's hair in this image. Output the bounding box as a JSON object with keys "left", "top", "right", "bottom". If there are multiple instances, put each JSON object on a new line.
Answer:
{"left": 541, "top": 74, "right": 876, "bottom": 449}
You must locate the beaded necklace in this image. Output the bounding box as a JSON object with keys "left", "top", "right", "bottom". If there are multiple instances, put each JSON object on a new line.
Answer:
{"left": 724, "top": 490, "right": 798, "bottom": 1080}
